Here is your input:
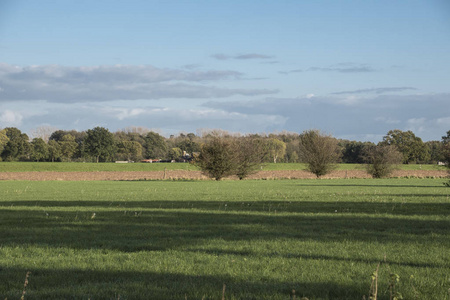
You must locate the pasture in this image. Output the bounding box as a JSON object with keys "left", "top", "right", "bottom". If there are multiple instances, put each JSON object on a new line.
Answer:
{"left": 0, "top": 178, "right": 449, "bottom": 299}
{"left": 0, "top": 162, "right": 445, "bottom": 172}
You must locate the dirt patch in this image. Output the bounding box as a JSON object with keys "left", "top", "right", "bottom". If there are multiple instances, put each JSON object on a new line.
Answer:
{"left": 0, "top": 169, "right": 447, "bottom": 181}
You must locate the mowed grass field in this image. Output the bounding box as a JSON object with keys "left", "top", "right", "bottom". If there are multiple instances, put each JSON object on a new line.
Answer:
{"left": 0, "top": 178, "right": 449, "bottom": 299}
{"left": 0, "top": 161, "right": 446, "bottom": 172}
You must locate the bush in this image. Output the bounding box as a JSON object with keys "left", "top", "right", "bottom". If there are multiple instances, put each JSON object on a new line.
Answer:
{"left": 364, "top": 145, "right": 403, "bottom": 178}
{"left": 298, "top": 130, "right": 341, "bottom": 178}
{"left": 195, "top": 137, "right": 238, "bottom": 180}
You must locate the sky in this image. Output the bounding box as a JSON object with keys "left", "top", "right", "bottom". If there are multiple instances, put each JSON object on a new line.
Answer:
{"left": 0, "top": 0, "right": 449, "bottom": 142}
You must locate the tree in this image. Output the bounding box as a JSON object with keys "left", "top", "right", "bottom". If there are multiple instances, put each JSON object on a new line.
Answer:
{"left": 195, "top": 137, "right": 238, "bottom": 180}
{"left": 340, "top": 140, "right": 375, "bottom": 163}
{"left": 145, "top": 132, "right": 168, "bottom": 159}
{"left": 441, "top": 130, "right": 450, "bottom": 186}
{"left": 235, "top": 137, "right": 267, "bottom": 180}
{"left": 363, "top": 145, "right": 403, "bottom": 178}
{"left": 380, "top": 129, "right": 430, "bottom": 163}
{"left": 298, "top": 129, "right": 341, "bottom": 178}
{"left": 84, "top": 127, "right": 116, "bottom": 163}
{"left": 425, "top": 140, "right": 445, "bottom": 163}
{"left": 31, "top": 138, "right": 49, "bottom": 162}
{"left": 1, "top": 127, "right": 30, "bottom": 161}
{"left": 116, "top": 140, "right": 143, "bottom": 161}
{"left": 47, "top": 140, "right": 62, "bottom": 162}
{"left": 0, "top": 129, "right": 9, "bottom": 159}
{"left": 265, "top": 138, "right": 286, "bottom": 163}
{"left": 29, "top": 125, "right": 58, "bottom": 142}
{"left": 59, "top": 134, "right": 78, "bottom": 162}
{"left": 168, "top": 147, "right": 183, "bottom": 161}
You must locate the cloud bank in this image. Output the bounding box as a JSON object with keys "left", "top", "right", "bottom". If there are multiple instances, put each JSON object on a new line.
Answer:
{"left": 0, "top": 63, "right": 277, "bottom": 102}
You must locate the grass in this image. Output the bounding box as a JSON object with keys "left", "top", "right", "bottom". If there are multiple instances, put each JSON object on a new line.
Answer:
{"left": 0, "top": 161, "right": 199, "bottom": 172}
{"left": 0, "top": 161, "right": 446, "bottom": 172}
{"left": 0, "top": 178, "right": 449, "bottom": 299}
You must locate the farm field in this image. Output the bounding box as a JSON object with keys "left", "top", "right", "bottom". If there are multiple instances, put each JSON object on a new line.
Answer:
{"left": 0, "top": 162, "right": 446, "bottom": 172}
{"left": 0, "top": 178, "right": 449, "bottom": 299}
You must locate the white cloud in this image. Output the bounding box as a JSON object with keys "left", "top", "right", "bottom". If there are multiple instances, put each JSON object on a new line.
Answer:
{"left": 0, "top": 109, "right": 23, "bottom": 126}
{"left": 202, "top": 93, "right": 450, "bottom": 141}
{"left": 436, "top": 117, "right": 450, "bottom": 126}
{"left": 0, "top": 63, "right": 277, "bottom": 103}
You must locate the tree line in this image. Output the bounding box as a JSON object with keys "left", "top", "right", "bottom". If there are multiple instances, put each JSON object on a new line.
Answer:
{"left": 0, "top": 126, "right": 449, "bottom": 173}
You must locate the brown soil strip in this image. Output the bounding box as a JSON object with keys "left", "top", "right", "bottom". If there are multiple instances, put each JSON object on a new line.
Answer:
{"left": 0, "top": 170, "right": 447, "bottom": 181}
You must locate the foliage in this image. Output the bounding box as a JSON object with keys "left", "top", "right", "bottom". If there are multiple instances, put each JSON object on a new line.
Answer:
{"left": 340, "top": 140, "right": 374, "bottom": 163}
{"left": 59, "top": 134, "right": 78, "bottom": 162}
{"left": 195, "top": 137, "right": 238, "bottom": 180}
{"left": 298, "top": 129, "right": 341, "bottom": 177}
{"left": 145, "top": 132, "right": 168, "bottom": 159}
{"left": 30, "top": 138, "right": 49, "bottom": 162}
{"left": 1, "top": 127, "right": 30, "bottom": 161}
{"left": 441, "top": 130, "right": 450, "bottom": 186}
{"left": 364, "top": 145, "right": 403, "bottom": 178}
{"left": 380, "top": 129, "right": 430, "bottom": 164}
{"left": 116, "top": 140, "right": 143, "bottom": 161}
{"left": 84, "top": 127, "right": 116, "bottom": 163}
{"left": 265, "top": 138, "right": 286, "bottom": 163}
{"left": 235, "top": 137, "right": 267, "bottom": 180}
{"left": 425, "top": 140, "right": 446, "bottom": 163}
{"left": 168, "top": 147, "right": 183, "bottom": 161}
{"left": 0, "top": 129, "right": 10, "bottom": 156}
{"left": 47, "top": 140, "right": 62, "bottom": 162}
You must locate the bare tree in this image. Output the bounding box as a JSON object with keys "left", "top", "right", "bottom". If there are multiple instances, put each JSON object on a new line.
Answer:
{"left": 29, "top": 126, "right": 58, "bottom": 142}
{"left": 298, "top": 129, "right": 341, "bottom": 178}
{"left": 363, "top": 145, "right": 403, "bottom": 178}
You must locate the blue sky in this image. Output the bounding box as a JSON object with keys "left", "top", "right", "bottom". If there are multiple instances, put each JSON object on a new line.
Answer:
{"left": 0, "top": 0, "right": 449, "bottom": 141}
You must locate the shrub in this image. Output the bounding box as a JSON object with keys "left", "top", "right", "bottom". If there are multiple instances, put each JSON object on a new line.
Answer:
{"left": 298, "top": 130, "right": 341, "bottom": 178}
{"left": 364, "top": 145, "right": 403, "bottom": 178}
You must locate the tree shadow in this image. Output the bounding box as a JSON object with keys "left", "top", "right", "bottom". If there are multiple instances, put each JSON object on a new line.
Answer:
{"left": 2, "top": 199, "right": 449, "bottom": 216}
{"left": 0, "top": 267, "right": 366, "bottom": 300}
{"left": 1, "top": 206, "right": 448, "bottom": 252}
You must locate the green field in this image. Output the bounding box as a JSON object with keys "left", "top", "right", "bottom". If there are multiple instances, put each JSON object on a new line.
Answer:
{"left": 0, "top": 162, "right": 446, "bottom": 172}
{"left": 1, "top": 178, "right": 449, "bottom": 299}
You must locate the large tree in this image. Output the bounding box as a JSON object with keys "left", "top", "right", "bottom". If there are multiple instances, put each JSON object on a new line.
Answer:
{"left": 340, "top": 140, "right": 375, "bottom": 163}
{"left": 0, "top": 129, "right": 9, "bottom": 158}
{"left": 47, "top": 140, "right": 62, "bottom": 162}
{"left": 116, "top": 140, "right": 143, "bottom": 161}
{"left": 298, "top": 129, "right": 341, "bottom": 178}
{"left": 59, "top": 134, "right": 79, "bottom": 162}
{"left": 31, "top": 138, "right": 49, "bottom": 162}
{"left": 1, "top": 127, "right": 30, "bottom": 161}
{"left": 380, "top": 129, "right": 430, "bottom": 163}
{"left": 145, "top": 132, "right": 168, "bottom": 159}
{"left": 84, "top": 127, "right": 116, "bottom": 163}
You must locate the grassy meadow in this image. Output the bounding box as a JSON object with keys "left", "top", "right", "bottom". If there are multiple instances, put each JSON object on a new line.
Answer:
{"left": 0, "top": 178, "right": 449, "bottom": 299}
{"left": 0, "top": 161, "right": 446, "bottom": 172}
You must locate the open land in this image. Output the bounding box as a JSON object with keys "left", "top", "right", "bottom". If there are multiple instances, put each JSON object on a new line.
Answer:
{"left": 0, "top": 162, "right": 447, "bottom": 181}
{"left": 0, "top": 164, "right": 449, "bottom": 299}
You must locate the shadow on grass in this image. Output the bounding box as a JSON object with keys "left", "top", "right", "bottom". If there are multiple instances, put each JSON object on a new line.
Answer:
{"left": 2, "top": 199, "right": 450, "bottom": 216}
{"left": 1, "top": 206, "right": 449, "bottom": 253}
{"left": 0, "top": 266, "right": 366, "bottom": 300}
{"left": 185, "top": 249, "right": 442, "bottom": 269}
